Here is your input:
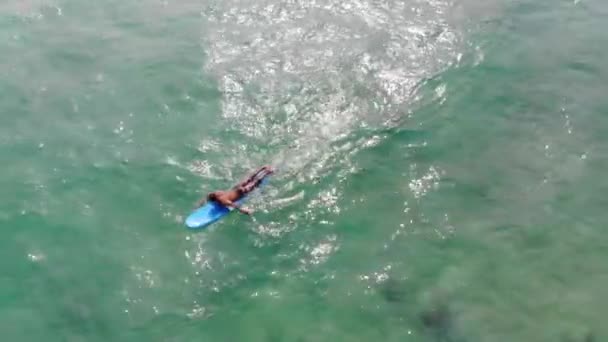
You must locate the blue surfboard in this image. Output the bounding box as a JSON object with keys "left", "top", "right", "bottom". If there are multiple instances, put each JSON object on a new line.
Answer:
{"left": 185, "top": 177, "right": 270, "bottom": 229}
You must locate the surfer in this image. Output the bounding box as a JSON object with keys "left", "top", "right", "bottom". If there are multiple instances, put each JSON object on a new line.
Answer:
{"left": 195, "top": 166, "right": 274, "bottom": 215}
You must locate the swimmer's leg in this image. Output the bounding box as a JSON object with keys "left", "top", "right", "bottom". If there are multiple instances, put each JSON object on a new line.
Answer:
{"left": 237, "top": 166, "right": 274, "bottom": 193}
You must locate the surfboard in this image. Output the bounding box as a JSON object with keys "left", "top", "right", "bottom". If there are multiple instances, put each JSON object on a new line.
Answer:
{"left": 185, "top": 177, "right": 270, "bottom": 229}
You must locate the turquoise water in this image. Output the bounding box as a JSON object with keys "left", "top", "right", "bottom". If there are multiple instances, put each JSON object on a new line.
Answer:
{"left": 2, "top": 0, "right": 607, "bottom": 341}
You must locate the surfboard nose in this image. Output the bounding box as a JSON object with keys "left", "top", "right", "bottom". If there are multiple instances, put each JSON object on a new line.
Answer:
{"left": 185, "top": 216, "right": 202, "bottom": 228}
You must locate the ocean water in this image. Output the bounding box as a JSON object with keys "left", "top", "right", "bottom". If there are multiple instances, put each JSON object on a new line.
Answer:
{"left": 2, "top": 0, "right": 607, "bottom": 341}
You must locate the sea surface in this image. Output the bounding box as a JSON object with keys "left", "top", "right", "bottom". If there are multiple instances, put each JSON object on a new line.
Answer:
{"left": 2, "top": 0, "right": 607, "bottom": 341}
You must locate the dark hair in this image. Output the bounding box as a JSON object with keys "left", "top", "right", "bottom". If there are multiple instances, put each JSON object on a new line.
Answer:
{"left": 207, "top": 192, "right": 217, "bottom": 201}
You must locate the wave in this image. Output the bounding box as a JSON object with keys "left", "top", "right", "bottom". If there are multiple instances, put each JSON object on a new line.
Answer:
{"left": 199, "top": 0, "right": 463, "bottom": 181}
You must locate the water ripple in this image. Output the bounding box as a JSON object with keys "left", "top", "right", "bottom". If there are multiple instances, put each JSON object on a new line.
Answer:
{"left": 202, "top": 0, "right": 461, "bottom": 180}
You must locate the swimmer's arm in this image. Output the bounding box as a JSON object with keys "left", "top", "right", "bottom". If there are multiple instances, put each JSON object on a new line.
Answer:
{"left": 223, "top": 200, "right": 252, "bottom": 215}
{"left": 194, "top": 197, "right": 206, "bottom": 209}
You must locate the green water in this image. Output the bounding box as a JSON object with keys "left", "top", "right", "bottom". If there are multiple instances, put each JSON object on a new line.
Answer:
{"left": 2, "top": 0, "right": 607, "bottom": 341}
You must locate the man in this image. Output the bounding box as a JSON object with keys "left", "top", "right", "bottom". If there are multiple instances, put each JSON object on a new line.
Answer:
{"left": 195, "top": 166, "right": 274, "bottom": 215}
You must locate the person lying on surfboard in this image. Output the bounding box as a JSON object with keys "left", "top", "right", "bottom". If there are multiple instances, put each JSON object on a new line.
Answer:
{"left": 195, "top": 165, "right": 274, "bottom": 215}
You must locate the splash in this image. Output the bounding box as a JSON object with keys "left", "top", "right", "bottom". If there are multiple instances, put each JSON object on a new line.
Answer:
{"left": 201, "top": 0, "right": 462, "bottom": 179}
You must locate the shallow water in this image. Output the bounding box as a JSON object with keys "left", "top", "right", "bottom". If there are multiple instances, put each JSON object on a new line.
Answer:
{"left": 1, "top": 0, "right": 607, "bottom": 341}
